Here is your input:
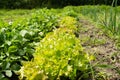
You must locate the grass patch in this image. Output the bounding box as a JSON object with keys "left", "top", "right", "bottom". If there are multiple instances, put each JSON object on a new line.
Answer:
{"left": 0, "top": 9, "right": 34, "bottom": 22}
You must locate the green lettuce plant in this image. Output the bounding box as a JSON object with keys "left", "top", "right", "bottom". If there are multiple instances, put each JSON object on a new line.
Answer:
{"left": 19, "top": 16, "right": 94, "bottom": 80}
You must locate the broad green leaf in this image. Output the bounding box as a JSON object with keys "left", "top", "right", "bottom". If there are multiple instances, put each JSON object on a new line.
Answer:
{"left": 20, "top": 30, "right": 28, "bottom": 37}
{"left": 8, "top": 46, "right": 18, "bottom": 53}
{"left": 5, "top": 41, "right": 11, "bottom": 46}
{"left": 5, "top": 70, "right": 12, "bottom": 77}
{"left": 2, "top": 62, "right": 10, "bottom": 70}
{"left": 0, "top": 73, "right": 5, "bottom": 79}
{"left": 11, "top": 63, "right": 20, "bottom": 70}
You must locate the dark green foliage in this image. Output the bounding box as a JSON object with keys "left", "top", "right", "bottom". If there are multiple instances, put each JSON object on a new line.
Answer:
{"left": 0, "top": 0, "right": 120, "bottom": 9}
{"left": 0, "top": 9, "right": 58, "bottom": 80}
{"left": 0, "top": 0, "right": 41, "bottom": 9}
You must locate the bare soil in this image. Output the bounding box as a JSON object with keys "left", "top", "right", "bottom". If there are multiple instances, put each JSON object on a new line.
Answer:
{"left": 78, "top": 18, "right": 120, "bottom": 80}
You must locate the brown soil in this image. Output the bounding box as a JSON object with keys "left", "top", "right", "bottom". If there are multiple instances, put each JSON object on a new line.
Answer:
{"left": 78, "top": 18, "right": 120, "bottom": 80}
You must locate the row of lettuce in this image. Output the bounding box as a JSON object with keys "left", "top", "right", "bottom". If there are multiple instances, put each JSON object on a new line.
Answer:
{"left": 19, "top": 16, "right": 94, "bottom": 80}
{"left": 0, "top": 8, "right": 93, "bottom": 80}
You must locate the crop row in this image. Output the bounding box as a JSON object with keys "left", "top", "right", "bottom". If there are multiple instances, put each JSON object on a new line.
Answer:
{"left": 0, "top": 9, "right": 58, "bottom": 80}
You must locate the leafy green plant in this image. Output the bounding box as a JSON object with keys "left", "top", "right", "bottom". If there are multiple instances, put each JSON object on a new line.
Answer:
{"left": 19, "top": 16, "right": 94, "bottom": 80}
{"left": 0, "top": 8, "right": 58, "bottom": 80}
{"left": 59, "top": 16, "right": 77, "bottom": 32}
{"left": 100, "top": 0, "right": 118, "bottom": 35}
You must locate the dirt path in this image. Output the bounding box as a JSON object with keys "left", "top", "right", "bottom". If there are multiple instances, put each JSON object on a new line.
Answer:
{"left": 78, "top": 18, "right": 120, "bottom": 79}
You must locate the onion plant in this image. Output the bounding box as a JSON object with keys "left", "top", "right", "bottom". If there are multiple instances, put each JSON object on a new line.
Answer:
{"left": 104, "top": 0, "right": 118, "bottom": 35}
